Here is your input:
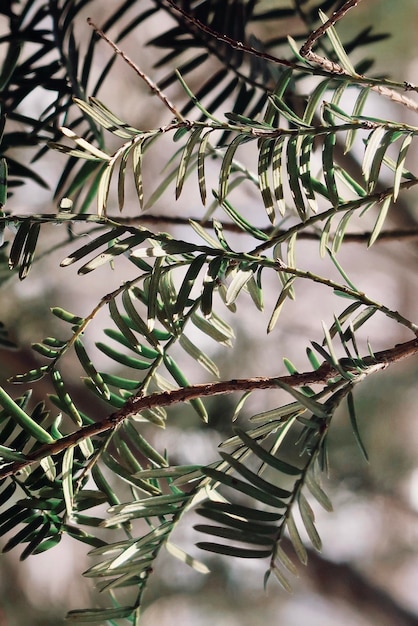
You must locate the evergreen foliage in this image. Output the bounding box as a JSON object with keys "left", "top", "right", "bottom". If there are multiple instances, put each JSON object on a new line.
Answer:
{"left": 1, "top": 0, "right": 418, "bottom": 623}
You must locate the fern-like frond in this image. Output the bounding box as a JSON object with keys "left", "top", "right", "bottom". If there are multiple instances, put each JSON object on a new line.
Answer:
{"left": 195, "top": 410, "right": 331, "bottom": 589}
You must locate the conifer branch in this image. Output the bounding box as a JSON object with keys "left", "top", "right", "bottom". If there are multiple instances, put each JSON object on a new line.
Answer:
{"left": 1, "top": 337, "right": 417, "bottom": 480}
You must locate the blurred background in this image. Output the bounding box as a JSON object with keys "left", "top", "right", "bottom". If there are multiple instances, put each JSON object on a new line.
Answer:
{"left": 2, "top": 1, "right": 418, "bottom": 624}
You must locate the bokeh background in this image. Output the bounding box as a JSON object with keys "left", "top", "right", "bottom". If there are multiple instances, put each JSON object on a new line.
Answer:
{"left": 2, "top": 1, "right": 418, "bottom": 624}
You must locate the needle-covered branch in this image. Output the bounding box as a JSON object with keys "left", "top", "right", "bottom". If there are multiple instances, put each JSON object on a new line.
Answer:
{"left": 2, "top": 2, "right": 418, "bottom": 623}
{"left": 1, "top": 337, "right": 417, "bottom": 481}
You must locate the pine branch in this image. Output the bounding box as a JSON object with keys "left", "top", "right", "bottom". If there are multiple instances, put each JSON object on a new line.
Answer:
{"left": 299, "top": 0, "right": 418, "bottom": 111}
{"left": 1, "top": 337, "right": 417, "bottom": 480}
{"left": 251, "top": 177, "right": 418, "bottom": 255}
{"left": 162, "top": 0, "right": 298, "bottom": 71}
{"left": 163, "top": 0, "right": 418, "bottom": 111}
{"left": 87, "top": 18, "right": 184, "bottom": 122}
{"left": 300, "top": 0, "right": 364, "bottom": 65}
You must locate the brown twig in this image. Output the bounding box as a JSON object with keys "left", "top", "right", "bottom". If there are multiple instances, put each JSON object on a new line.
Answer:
{"left": 2, "top": 337, "right": 418, "bottom": 480}
{"left": 162, "top": 0, "right": 298, "bottom": 71}
{"left": 108, "top": 214, "right": 418, "bottom": 243}
{"left": 87, "top": 18, "right": 184, "bottom": 122}
{"left": 299, "top": 0, "right": 418, "bottom": 112}
{"left": 163, "top": 0, "right": 418, "bottom": 111}
{"left": 300, "top": 0, "right": 363, "bottom": 61}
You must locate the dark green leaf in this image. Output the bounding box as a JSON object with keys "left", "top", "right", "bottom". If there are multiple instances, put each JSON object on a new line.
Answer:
{"left": 287, "top": 137, "right": 306, "bottom": 220}
{"left": 219, "top": 451, "right": 292, "bottom": 499}
{"left": 235, "top": 428, "right": 303, "bottom": 475}
{"left": 196, "top": 542, "right": 271, "bottom": 558}
{"left": 347, "top": 391, "right": 369, "bottom": 461}
{"left": 194, "top": 524, "right": 274, "bottom": 546}
{"left": 322, "top": 130, "right": 339, "bottom": 208}
{"left": 203, "top": 466, "right": 287, "bottom": 508}
{"left": 66, "top": 606, "right": 135, "bottom": 622}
